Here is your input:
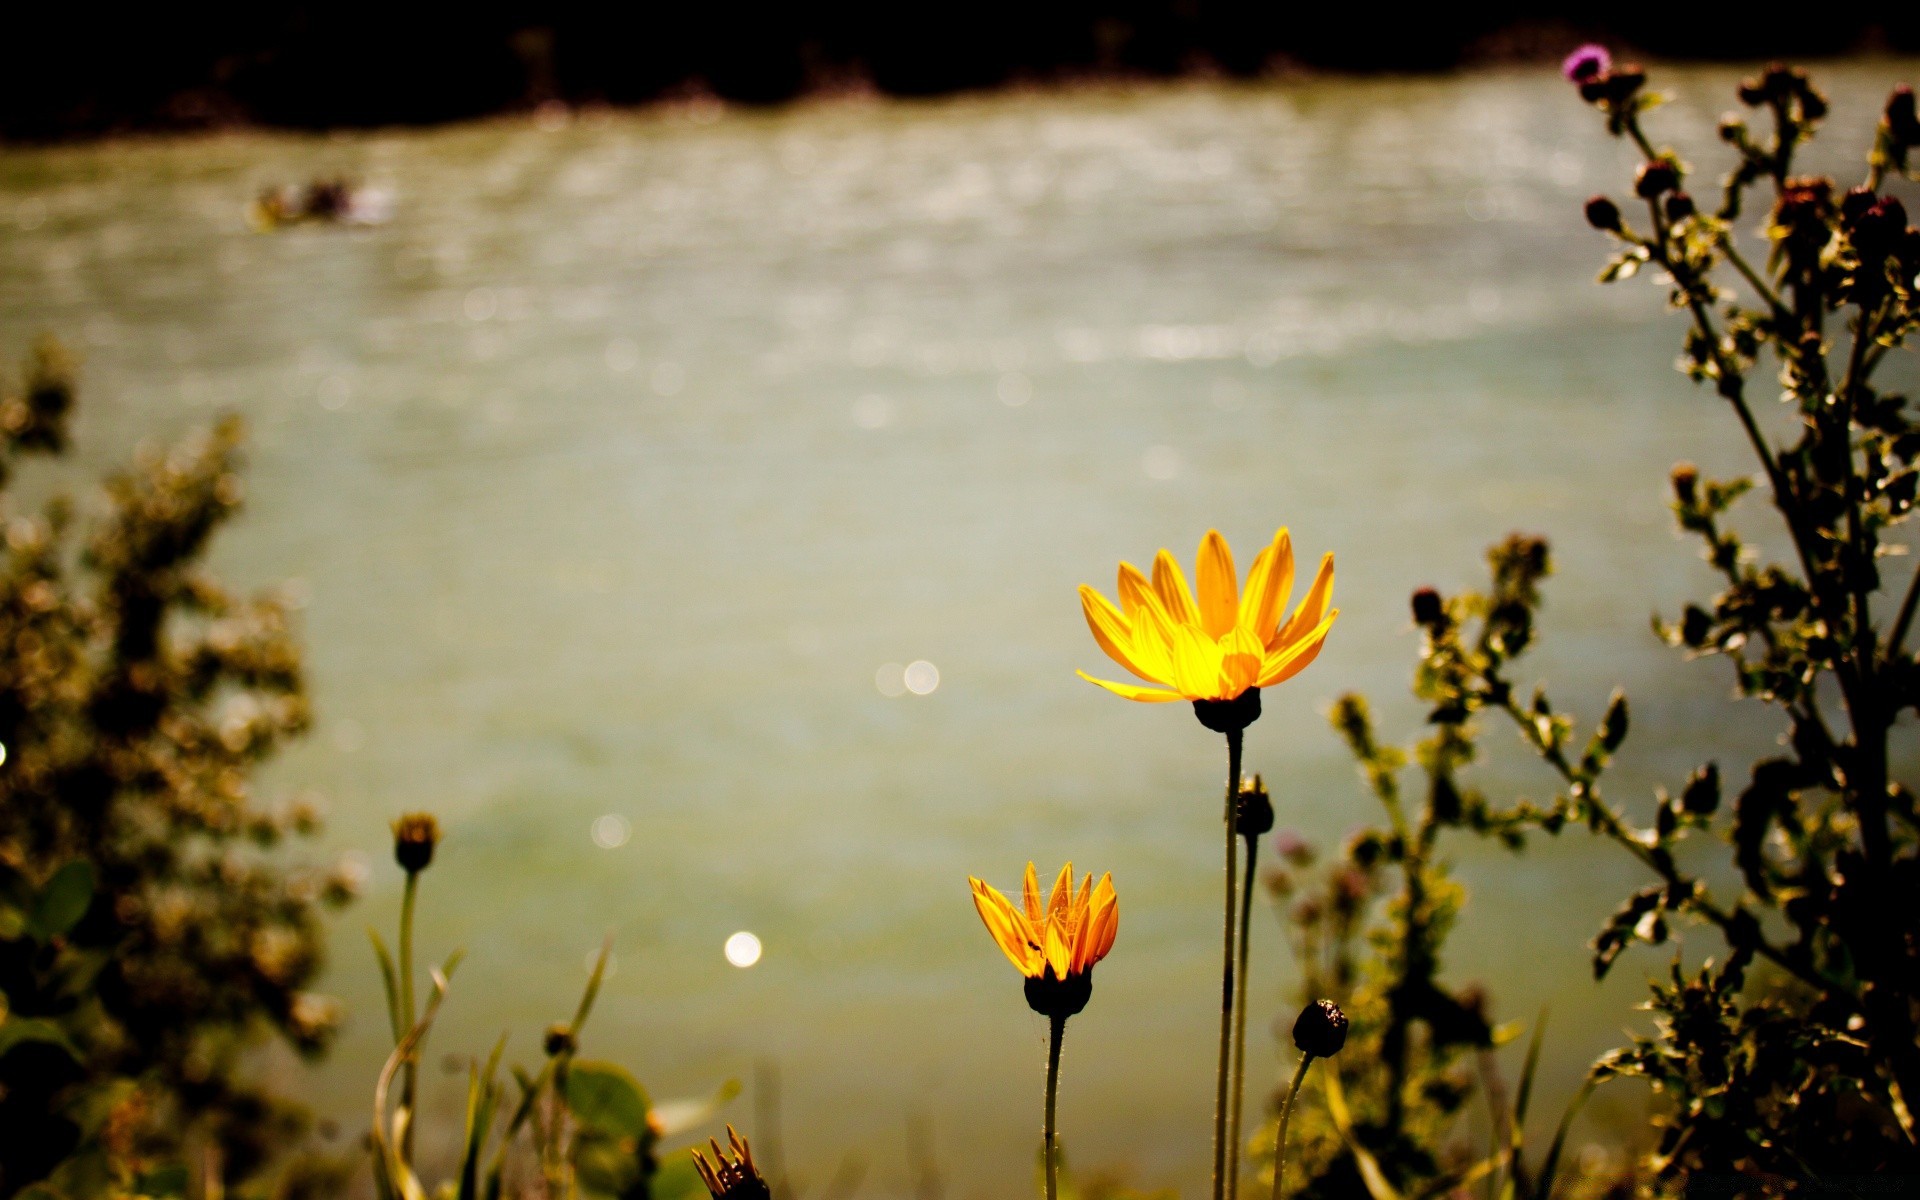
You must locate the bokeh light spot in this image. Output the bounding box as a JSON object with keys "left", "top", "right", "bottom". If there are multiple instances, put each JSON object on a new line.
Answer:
{"left": 874, "top": 662, "right": 906, "bottom": 697}
{"left": 725, "top": 931, "right": 762, "bottom": 968}
{"left": 904, "top": 660, "right": 940, "bottom": 695}
{"left": 591, "top": 814, "right": 631, "bottom": 849}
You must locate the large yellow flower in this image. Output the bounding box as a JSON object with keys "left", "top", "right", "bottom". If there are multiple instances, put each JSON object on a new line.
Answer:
{"left": 1076, "top": 528, "right": 1337, "bottom": 704}
{"left": 970, "top": 862, "right": 1118, "bottom": 983}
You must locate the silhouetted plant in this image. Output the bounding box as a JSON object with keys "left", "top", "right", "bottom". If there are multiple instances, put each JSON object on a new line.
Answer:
{"left": 0, "top": 337, "right": 357, "bottom": 1196}
{"left": 1319, "top": 57, "right": 1920, "bottom": 1190}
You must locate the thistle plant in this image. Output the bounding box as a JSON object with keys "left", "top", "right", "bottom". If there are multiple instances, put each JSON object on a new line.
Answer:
{"left": 1328, "top": 56, "right": 1920, "bottom": 1187}
{"left": 1077, "top": 528, "right": 1336, "bottom": 1200}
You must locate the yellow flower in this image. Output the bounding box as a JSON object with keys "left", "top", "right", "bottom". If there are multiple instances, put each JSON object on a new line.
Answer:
{"left": 970, "top": 862, "right": 1118, "bottom": 983}
{"left": 1076, "top": 528, "right": 1338, "bottom": 704}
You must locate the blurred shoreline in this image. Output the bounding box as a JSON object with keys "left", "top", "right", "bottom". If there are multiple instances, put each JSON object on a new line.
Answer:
{"left": 5, "top": 10, "right": 1918, "bottom": 144}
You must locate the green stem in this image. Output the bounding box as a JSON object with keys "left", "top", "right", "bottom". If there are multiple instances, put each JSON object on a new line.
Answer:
{"left": 399, "top": 869, "right": 419, "bottom": 1164}
{"left": 1270, "top": 1055, "right": 1316, "bottom": 1200}
{"left": 1212, "top": 728, "right": 1244, "bottom": 1200}
{"left": 1226, "top": 832, "right": 1260, "bottom": 1200}
{"left": 1045, "top": 1014, "right": 1066, "bottom": 1200}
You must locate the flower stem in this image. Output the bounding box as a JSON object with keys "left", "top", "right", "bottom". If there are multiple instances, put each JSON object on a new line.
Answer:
{"left": 1270, "top": 1054, "right": 1316, "bottom": 1200}
{"left": 1212, "top": 728, "right": 1243, "bottom": 1200}
{"left": 1226, "top": 829, "right": 1260, "bottom": 1200}
{"left": 398, "top": 869, "right": 419, "bottom": 1164}
{"left": 1045, "top": 1013, "right": 1067, "bottom": 1200}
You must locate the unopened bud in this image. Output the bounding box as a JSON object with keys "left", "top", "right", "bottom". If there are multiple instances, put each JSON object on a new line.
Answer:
{"left": 1889, "top": 85, "right": 1920, "bottom": 144}
{"left": 1635, "top": 160, "right": 1679, "bottom": 199}
{"left": 1410, "top": 587, "right": 1445, "bottom": 627}
{"left": 1670, "top": 462, "right": 1699, "bottom": 506}
{"left": 1584, "top": 196, "right": 1622, "bottom": 232}
{"left": 544, "top": 1023, "right": 577, "bottom": 1057}
{"left": 1664, "top": 192, "right": 1695, "bottom": 222}
{"left": 1292, "top": 999, "right": 1350, "bottom": 1058}
{"left": 1234, "top": 774, "right": 1273, "bottom": 837}
{"left": 391, "top": 812, "right": 440, "bottom": 874}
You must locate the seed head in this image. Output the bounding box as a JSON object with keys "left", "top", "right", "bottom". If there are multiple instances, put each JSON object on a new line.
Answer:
{"left": 693, "top": 1126, "right": 771, "bottom": 1200}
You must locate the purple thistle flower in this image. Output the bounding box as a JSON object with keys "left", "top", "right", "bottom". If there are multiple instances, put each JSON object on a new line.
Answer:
{"left": 1562, "top": 44, "right": 1611, "bottom": 83}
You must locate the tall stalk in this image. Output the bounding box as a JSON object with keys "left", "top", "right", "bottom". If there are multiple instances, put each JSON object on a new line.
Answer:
{"left": 1044, "top": 1014, "right": 1066, "bottom": 1200}
{"left": 1226, "top": 828, "right": 1260, "bottom": 1199}
{"left": 1211, "top": 728, "right": 1244, "bottom": 1200}
{"left": 1269, "top": 1055, "right": 1315, "bottom": 1200}
{"left": 398, "top": 869, "right": 419, "bottom": 1163}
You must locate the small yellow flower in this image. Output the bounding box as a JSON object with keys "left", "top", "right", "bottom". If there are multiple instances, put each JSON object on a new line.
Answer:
{"left": 1077, "top": 528, "right": 1337, "bottom": 704}
{"left": 970, "top": 862, "right": 1118, "bottom": 984}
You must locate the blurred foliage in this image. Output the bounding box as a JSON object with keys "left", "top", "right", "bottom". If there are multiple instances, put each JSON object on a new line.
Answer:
{"left": 1274, "top": 61, "right": 1920, "bottom": 1194}
{"left": 0, "top": 338, "right": 356, "bottom": 1197}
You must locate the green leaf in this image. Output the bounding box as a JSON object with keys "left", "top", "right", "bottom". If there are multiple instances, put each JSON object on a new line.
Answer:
{"left": 29, "top": 861, "right": 94, "bottom": 940}
{"left": 651, "top": 1078, "right": 742, "bottom": 1138}
{"left": 565, "top": 1060, "right": 651, "bottom": 1138}
{"left": 133, "top": 1165, "right": 190, "bottom": 1198}
{"left": 0, "top": 1016, "right": 81, "bottom": 1061}
{"left": 573, "top": 1131, "right": 646, "bottom": 1198}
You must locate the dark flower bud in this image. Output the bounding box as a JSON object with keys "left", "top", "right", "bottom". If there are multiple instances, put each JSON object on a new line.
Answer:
{"left": 1854, "top": 197, "right": 1909, "bottom": 262}
{"left": 1664, "top": 192, "right": 1695, "bottom": 222}
{"left": 1234, "top": 774, "right": 1274, "bottom": 837}
{"left": 1888, "top": 86, "right": 1920, "bottom": 144}
{"left": 1635, "top": 160, "right": 1679, "bottom": 199}
{"left": 1842, "top": 186, "right": 1879, "bottom": 227}
{"left": 1737, "top": 76, "right": 1767, "bottom": 106}
{"left": 1671, "top": 462, "right": 1699, "bottom": 506}
{"left": 1578, "top": 76, "right": 1610, "bottom": 104}
{"left": 1292, "top": 999, "right": 1350, "bottom": 1058}
{"left": 1584, "top": 196, "right": 1621, "bottom": 232}
{"left": 1717, "top": 113, "right": 1746, "bottom": 143}
{"left": 1680, "top": 604, "right": 1713, "bottom": 648}
{"left": 1800, "top": 89, "right": 1828, "bottom": 122}
{"left": 1606, "top": 65, "right": 1646, "bottom": 100}
{"left": 693, "top": 1127, "right": 772, "bottom": 1200}
{"left": 544, "top": 1023, "right": 577, "bottom": 1057}
{"left": 1680, "top": 762, "right": 1720, "bottom": 815}
{"left": 1410, "top": 587, "right": 1445, "bottom": 627}
{"left": 1193, "top": 687, "right": 1261, "bottom": 734}
{"left": 1024, "top": 969, "right": 1093, "bottom": 1019}
{"left": 391, "top": 812, "right": 440, "bottom": 874}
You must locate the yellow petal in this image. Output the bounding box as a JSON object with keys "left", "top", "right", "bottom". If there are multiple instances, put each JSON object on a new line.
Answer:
{"left": 1116, "top": 562, "right": 1156, "bottom": 622}
{"left": 970, "top": 877, "right": 1037, "bottom": 974}
{"left": 1238, "top": 528, "right": 1295, "bottom": 640}
{"left": 1022, "top": 862, "right": 1044, "bottom": 923}
{"left": 1169, "top": 623, "right": 1226, "bottom": 700}
{"left": 1046, "top": 862, "right": 1074, "bottom": 923}
{"left": 1079, "top": 586, "right": 1165, "bottom": 685}
{"left": 1273, "top": 553, "right": 1335, "bottom": 651}
{"left": 1079, "top": 874, "right": 1118, "bottom": 971}
{"left": 1076, "top": 671, "right": 1184, "bottom": 702}
{"left": 1043, "top": 918, "right": 1072, "bottom": 981}
{"left": 1151, "top": 549, "right": 1202, "bottom": 628}
{"left": 1195, "top": 530, "right": 1239, "bottom": 638}
{"left": 1255, "top": 609, "right": 1339, "bottom": 687}
{"left": 1219, "top": 626, "right": 1266, "bottom": 697}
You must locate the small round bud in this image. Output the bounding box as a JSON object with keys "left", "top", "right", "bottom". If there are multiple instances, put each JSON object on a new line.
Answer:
{"left": 1841, "top": 186, "right": 1877, "bottom": 227}
{"left": 1634, "top": 160, "right": 1679, "bottom": 199}
{"left": 1664, "top": 192, "right": 1695, "bottom": 222}
{"left": 1192, "top": 687, "right": 1261, "bottom": 734}
{"left": 1292, "top": 999, "right": 1350, "bottom": 1058}
{"left": 544, "top": 1023, "right": 577, "bottom": 1057}
{"left": 1583, "top": 196, "right": 1621, "bottom": 232}
{"left": 1410, "top": 587, "right": 1444, "bottom": 627}
{"left": 391, "top": 812, "right": 440, "bottom": 874}
{"left": 1888, "top": 85, "right": 1920, "bottom": 144}
{"left": 1717, "top": 113, "right": 1746, "bottom": 142}
{"left": 1234, "top": 775, "right": 1273, "bottom": 837}
{"left": 1606, "top": 65, "right": 1646, "bottom": 99}
{"left": 1670, "top": 462, "right": 1699, "bottom": 506}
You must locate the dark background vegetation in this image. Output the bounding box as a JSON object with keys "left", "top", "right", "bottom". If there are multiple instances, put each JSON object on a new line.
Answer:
{"left": 7, "top": 5, "right": 1920, "bottom": 140}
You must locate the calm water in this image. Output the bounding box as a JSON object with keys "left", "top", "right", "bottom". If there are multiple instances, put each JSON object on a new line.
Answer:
{"left": 4, "top": 63, "right": 1918, "bottom": 1196}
